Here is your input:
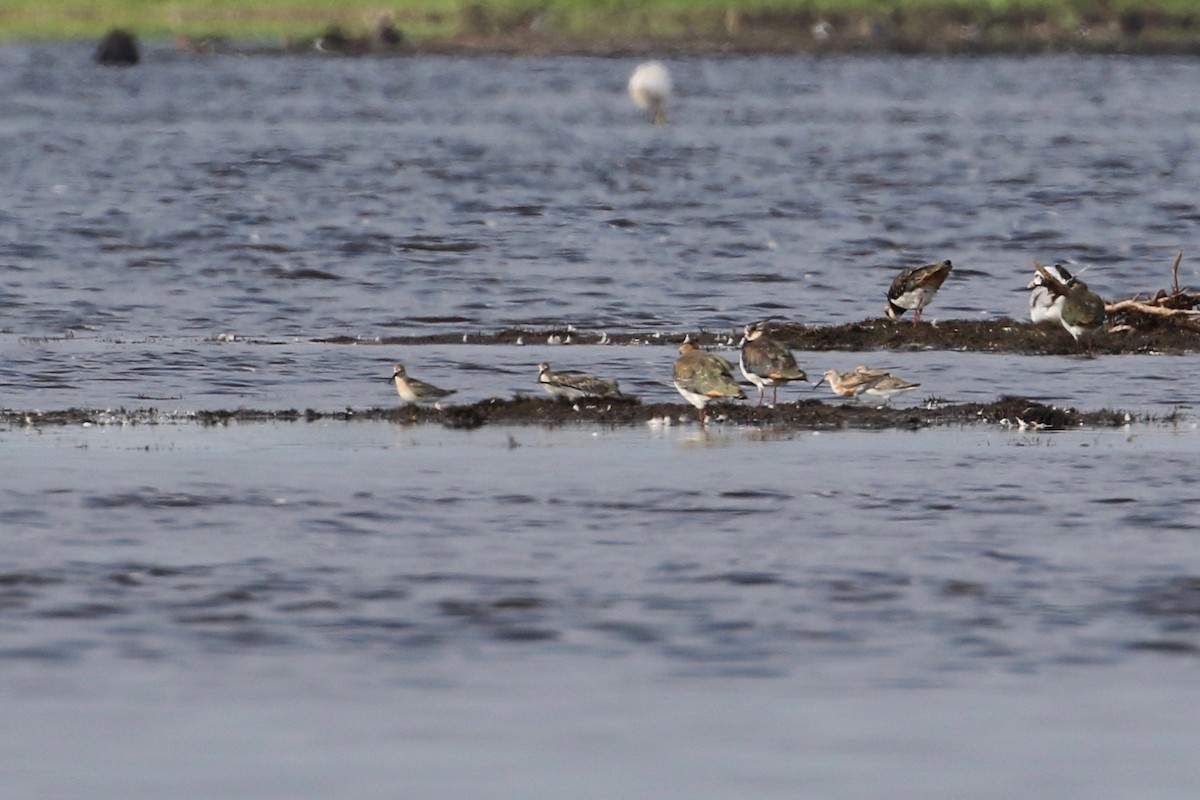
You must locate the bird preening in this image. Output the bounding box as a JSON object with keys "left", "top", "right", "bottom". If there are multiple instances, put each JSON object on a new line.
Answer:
{"left": 1033, "top": 261, "right": 1107, "bottom": 354}
{"left": 886, "top": 260, "right": 953, "bottom": 323}
{"left": 1027, "top": 262, "right": 1076, "bottom": 325}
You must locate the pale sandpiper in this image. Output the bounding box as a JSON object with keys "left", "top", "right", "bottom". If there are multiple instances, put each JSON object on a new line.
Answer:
{"left": 388, "top": 363, "right": 456, "bottom": 408}
{"left": 537, "top": 362, "right": 622, "bottom": 401}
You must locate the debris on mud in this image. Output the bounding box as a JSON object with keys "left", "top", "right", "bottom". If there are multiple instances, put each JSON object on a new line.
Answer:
{"left": 0, "top": 396, "right": 1132, "bottom": 432}
{"left": 1106, "top": 251, "right": 1200, "bottom": 336}
{"left": 318, "top": 314, "right": 1200, "bottom": 356}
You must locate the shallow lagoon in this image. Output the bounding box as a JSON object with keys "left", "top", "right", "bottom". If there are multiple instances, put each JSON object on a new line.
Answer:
{"left": 4, "top": 44, "right": 1200, "bottom": 797}
{"left": 6, "top": 422, "right": 1200, "bottom": 797}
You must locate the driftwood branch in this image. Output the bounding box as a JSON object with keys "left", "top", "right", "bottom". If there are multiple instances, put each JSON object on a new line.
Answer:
{"left": 1104, "top": 299, "right": 1200, "bottom": 318}
{"left": 1104, "top": 250, "right": 1200, "bottom": 332}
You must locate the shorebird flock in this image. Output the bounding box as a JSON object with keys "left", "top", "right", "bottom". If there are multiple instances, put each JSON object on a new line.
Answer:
{"left": 388, "top": 256, "right": 1101, "bottom": 425}
{"left": 386, "top": 62, "right": 1111, "bottom": 425}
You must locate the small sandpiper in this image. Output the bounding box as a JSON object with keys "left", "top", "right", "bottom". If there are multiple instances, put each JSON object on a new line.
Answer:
{"left": 885, "top": 259, "right": 953, "bottom": 323}
{"left": 537, "top": 362, "right": 622, "bottom": 401}
{"left": 673, "top": 342, "right": 746, "bottom": 425}
{"left": 853, "top": 364, "right": 888, "bottom": 381}
{"left": 1027, "top": 262, "right": 1075, "bottom": 324}
{"left": 628, "top": 61, "right": 672, "bottom": 125}
{"left": 738, "top": 320, "right": 808, "bottom": 407}
{"left": 862, "top": 372, "right": 920, "bottom": 404}
{"left": 388, "top": 363, "right": 456, "bottom": 407}
{"left": 1034, "top": 261, "right": 1106, "bottom": 354}
{"left": 813, "top": 368, "right": 881, "bottom": 400}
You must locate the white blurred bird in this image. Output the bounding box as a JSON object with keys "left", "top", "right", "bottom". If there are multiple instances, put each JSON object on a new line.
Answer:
{"left": 628, "top": 61, "right": 672, "bottom": 125}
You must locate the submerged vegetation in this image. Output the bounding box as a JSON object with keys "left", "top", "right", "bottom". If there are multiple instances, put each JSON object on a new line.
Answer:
{"left": 2, "top": 0, "right": 1199, "bottom": 54}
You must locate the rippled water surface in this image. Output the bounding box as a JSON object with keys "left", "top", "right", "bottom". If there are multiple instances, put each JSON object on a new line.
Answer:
{"left": 3, "top": 45, "right": 1200, "bottom": 339}
{"left": 4, "top": 43, "right": 1200, "bottom": 798}
{"left": 7, "top": 422, "right": 1200, "bottom": 798}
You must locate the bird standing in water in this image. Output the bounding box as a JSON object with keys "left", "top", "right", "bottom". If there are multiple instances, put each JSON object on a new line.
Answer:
{"left": 628, "top": 61, "right": 672, "bottom": 125}
{"left": 673, "top": 342, "right": 745, "bottom": 425}
{"left": 738, "top": 321, "right": 808, "bottom": 407}
{"left": 885, "top": 260, "right": 953, "bottom": 323}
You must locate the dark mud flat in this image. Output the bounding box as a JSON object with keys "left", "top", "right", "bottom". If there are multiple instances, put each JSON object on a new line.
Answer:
{"left": 320, "top": 317, "right": 1200, "bottom": 356}
{"left": 1, "top": 396, "right": 1134, "bottom": 432}
{"left": 205, "top": 8, "right": 1200, "bottom": 59}
{"left": 422, "top": 394, "right": 1133, "bottom": 431}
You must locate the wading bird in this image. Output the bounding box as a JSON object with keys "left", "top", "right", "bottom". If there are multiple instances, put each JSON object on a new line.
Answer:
{"left": 628, "top": 61, "right": 672, "bottom": 125}
{"left": 673, "top": 342, "right": 745, "bottom": 424}
{"left": 537, "top": 362, "right": 622, "bottom": 401}
{"left": 1034, "top": 261, "right": 1106, "bottom": 354}
{"left": 388, "top": 363, "right": 456, "bottom": 408}
{"left": 885, "top": 260, "right": 953, "bottom": 323}
{"left": 738, "top": 320, "right": 808, "bottom": 407}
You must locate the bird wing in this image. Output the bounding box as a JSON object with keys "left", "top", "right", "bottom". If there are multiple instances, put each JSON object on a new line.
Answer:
{"left": 889, "top": 260, "right": 951, "bottom": 299}
{"left": 1034, "top": 262, "right": 1071, "bottom": 296}
{"left": 676, "top": 352, "right": 742, "bottom": 398}
{"left": 1063, "top": 289, "right": 1107, "bottom": 328}
{"left": 411, "top": 378, "right": 454, "bottom": 397}
{"left": 552, "top": 372, "right": 619, "bottom": 396}
{"left": 917, "top": 260, "right": 953, "bottom": 290}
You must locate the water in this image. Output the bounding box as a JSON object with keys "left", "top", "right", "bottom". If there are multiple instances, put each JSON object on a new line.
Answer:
{"left": 3, "top": 46, "right": 1200, "bottom": 340}
{"left": 3, "top": 43, "right": 1200, "bottom": 798}
{"left": 6, "top": 423, "right": 1200, "bottom": 798}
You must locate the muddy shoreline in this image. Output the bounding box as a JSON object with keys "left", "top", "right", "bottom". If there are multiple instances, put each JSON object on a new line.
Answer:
{"left": 324, "top": 32, "right": 1200, "bottom": 59}
{"left": 317, "top": 317, "right": 1200, "bottom": 356}
{"left": 1, "top": 395, "right": 1140, "bottom": 432}
{"left": 172, "top": 11, "right": 1200, "bottom": 59}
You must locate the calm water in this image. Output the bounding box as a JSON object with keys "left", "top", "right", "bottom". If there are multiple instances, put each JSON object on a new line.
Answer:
{"left": 6, "top": 423, "right": 1200, "bottom": 798}
{"left": 3, "top": 42, "right": 1200, "bottom": 798}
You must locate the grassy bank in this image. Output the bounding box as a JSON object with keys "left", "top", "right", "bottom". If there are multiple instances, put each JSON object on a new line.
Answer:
{"left": 1, "top": 0, "right": 1198, "bottom": 54}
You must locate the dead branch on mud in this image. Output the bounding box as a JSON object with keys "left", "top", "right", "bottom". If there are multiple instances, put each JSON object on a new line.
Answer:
{"left": 1106, "top": 251, "right": 1200, "bottom": 333}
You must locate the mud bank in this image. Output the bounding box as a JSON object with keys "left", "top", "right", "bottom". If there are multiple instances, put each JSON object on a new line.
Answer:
{"left": 162, "top": 10, "right": 1200, "bottom": 58}
{"left": 318, "top": 318, "right": 1200, "bottom": 356}
{"left": 1, "top": 396, "right": 1137, "bottom": 432}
